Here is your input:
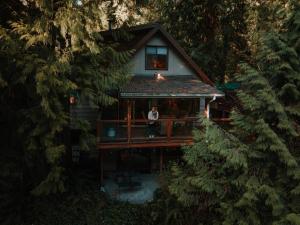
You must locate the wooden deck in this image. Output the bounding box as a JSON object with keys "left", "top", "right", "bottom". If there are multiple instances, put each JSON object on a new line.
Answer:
{"left": 96, "top": 117, "right": 230, "bottom": 184}
{"left": 97, "top": 117, "right": 199, "bottom": 149}
{"left": 96, "top": 117, "right": 230, "bottom": 149}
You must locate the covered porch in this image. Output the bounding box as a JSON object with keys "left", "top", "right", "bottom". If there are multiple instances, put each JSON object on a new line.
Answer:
{"left": 97, "top": 75, "right": 224, "bottom": 149}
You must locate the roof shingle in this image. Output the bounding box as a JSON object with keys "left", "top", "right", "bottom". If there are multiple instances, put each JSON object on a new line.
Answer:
{"left": 120, "top": 75, "right": 224, "bottom": 98}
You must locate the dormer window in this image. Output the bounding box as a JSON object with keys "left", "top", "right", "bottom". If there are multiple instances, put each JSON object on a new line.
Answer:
{"left": 145, "top": 46, "right": 168, "bottom": 70}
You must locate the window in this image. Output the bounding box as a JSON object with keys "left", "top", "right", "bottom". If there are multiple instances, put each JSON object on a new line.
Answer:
{"left": 145, "top": 46, "right": 168, "bottom": 70}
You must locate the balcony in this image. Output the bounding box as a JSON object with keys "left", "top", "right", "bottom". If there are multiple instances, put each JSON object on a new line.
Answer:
{"left": 96, "top": 117, "right": 200, "bottom": 149}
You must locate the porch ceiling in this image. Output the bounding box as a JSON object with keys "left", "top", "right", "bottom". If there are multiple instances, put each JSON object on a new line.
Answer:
{"left": 120, "top": 75, "right": 224, "bottom": 98}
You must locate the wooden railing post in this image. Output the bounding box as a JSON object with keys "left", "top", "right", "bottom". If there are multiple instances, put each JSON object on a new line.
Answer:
{"left": 127, "top": 100, "right": 132, "bottom": 143}
{"left": 99, "top": 149, "right": 103, "bottom": 186}
{"left": 160, "top": 148, "right": 163, "bottom": 172}
{"left": 166, "top": 119, "right": 172, "bottom": 141}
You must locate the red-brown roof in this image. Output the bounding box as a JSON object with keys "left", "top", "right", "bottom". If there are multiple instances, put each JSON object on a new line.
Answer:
{"left": 120, "top": 75, "right": 224, "bottom": 98}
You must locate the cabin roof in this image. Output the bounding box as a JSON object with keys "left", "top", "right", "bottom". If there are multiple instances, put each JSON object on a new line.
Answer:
{"left": 120, "top": 75, "right": 224, "bottom": 98}
{"left": 102, "top": 23, "right": 213, "bottom": 85}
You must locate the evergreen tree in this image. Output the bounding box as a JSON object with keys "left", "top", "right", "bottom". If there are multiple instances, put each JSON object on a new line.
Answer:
{"left": 151, "top": 0, "right": 249, "bottom": 82}
{"left": 169, "top": 2, "right": 300, "bottom": 224}
{"left": 0, "top": 0, "right": 131, "bottom": 223}
{"left": 169, "top": 118, "right": 248, "bottom": 225}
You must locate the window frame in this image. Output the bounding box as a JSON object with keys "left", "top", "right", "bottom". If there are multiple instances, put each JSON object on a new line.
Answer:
{"left": 145, "top": 45, "right": 169, "bottom": 70}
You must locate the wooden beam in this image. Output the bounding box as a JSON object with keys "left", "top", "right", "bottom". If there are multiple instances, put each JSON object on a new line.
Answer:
{"left": 97, "top": 139, "right": 193, "bottom": 150}
{"left": 127, "top": 100, "right": 132, "bottom": 143}
{"left": 166, "top": 119, "right": 172, "bottom": 141}
{"left": 160, "top": 149, "right": 163, "bottom": 172}
{"left": 99, "top": 149, "right": 104, "bottom": 186}
{"left": 97, "top": 117, "right": 198, "bottom": 123}
{"left": 97, "top": 121, "right": 101, "bottom": 143}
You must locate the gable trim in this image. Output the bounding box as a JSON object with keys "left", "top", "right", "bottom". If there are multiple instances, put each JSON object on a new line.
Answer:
{"left": 131, "top": 24, "right": 214, "bottom": 85}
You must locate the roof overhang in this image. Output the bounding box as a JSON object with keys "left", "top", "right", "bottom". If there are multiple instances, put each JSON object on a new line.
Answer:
{"left": 120, "top": 75, "right": 224, "bottom": 99}
{"left": 120, "top": 93, "right": 224, "bottom": 98}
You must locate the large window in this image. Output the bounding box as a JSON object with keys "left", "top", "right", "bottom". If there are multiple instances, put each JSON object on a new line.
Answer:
{"left": 145, "top": 46, "right": 168, "bottom": 70}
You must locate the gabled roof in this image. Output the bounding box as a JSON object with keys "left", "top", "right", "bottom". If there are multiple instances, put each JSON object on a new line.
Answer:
{"left": 102, "top": 23, "right": 214, "bottom": 85}
{"left": 120, "top": 75, "right": 224, "bottom": 98}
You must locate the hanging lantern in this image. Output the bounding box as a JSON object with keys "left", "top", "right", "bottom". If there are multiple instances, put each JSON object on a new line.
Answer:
{"left": 69, "top": 90, "right": 80, "bottom": 105}
{"left": 69, "top": 96, "right": 76, "bottom": 104}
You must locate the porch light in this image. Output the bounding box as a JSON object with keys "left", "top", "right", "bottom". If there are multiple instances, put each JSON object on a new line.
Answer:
{"left": 69, "top": 96, "right": 76, "bottom": 105}
{"left": 155, "top": 73, "right": 165, "bottom": 81}
{"left": 69, "top": 90, "right": 80, "bottom": 105}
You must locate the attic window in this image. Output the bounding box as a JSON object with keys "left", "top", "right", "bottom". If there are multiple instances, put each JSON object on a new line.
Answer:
{"left": 145, "top": 46, "right": 168, "bottom": 70}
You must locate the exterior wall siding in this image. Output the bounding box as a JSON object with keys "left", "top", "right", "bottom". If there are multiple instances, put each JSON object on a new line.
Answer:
{"left": 131, "top": 34, "right": 196, "bottom": 76}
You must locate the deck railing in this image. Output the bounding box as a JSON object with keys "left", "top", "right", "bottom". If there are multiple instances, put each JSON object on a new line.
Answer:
{"left": 96, "top": 117, "right": 200, "bottom": 144}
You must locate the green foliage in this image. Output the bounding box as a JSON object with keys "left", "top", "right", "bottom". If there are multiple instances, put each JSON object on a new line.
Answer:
{"left": 1, "top": 1, "right": 300, "bottom": 225}
{"left": 169, "top": 2, "right": 300, "bottom": 224}
{"left": 100, "top": 202, "right": 151, "bottom": 225}
{"left": 0, "top": 0, "right": 132, "bottom": 224}
{"left": 24, "top": 172, "right": 153, "bottom": 225}
{"left": 152, "top": 0, "right": 249, "bottom": 82}
{"left": 27, "top": 192, "right": 107, "bottom": 225}
{"left": 24, "top": 168, "right": 152, "bottom": 225}
{"left": 169, "top": 118, "right": 249, "bottom": 225}
{"left": 148, "top": 173, "right": 201, "bottom": 225}
{"left": 27, "top": 197, "right": 155, "bottom": 225}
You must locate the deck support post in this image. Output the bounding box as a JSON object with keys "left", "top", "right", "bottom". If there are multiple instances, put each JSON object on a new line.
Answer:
{"left": 97, "top": 121, "right": 101, "bottom": 143}
{"left": 99, "top": 149, "right": 103, "bottom": 186}
{"left": 160, "top": 149, "right": 163, "bottom": 173}
{"left": 166, "top": 119, "right": 172, "bottom": 141}
{"left": 127, "top": 100, "right": 132, "bottom": 143}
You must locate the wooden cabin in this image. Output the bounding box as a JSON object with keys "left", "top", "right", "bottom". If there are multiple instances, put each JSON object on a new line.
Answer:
{"left": 70, "top": 23, "right": 225, "bottom": 187}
